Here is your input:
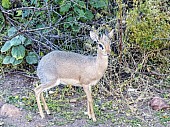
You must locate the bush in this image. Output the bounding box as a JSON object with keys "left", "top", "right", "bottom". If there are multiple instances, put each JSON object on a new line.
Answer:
{"left": 0, "top": 0, "right": 110, "bottom": 66}
{"left": 126, "top": 0, "right": 170, "bottom": 51}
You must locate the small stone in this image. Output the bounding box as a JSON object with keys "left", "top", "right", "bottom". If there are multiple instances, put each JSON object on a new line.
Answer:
{"left": 69, "top": 98, "right": 77, "bottom": 103}
{"left": 0, "top": 104, "right": 21, "bottom": 117}
{"left": 49, "top": 90, "right": 55, "bottom": 94}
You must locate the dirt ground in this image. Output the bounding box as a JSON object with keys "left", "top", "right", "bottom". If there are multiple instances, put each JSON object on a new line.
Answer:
{"left": 0, "top": 73, "right": 169, "bottom": 127}
{"left": 0, "top": 74, "right": 114, "bottom": 127}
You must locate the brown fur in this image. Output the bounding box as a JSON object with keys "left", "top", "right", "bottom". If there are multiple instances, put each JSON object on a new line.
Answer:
{"left": 34, "top": 30, "right": 113, "bottom": 122}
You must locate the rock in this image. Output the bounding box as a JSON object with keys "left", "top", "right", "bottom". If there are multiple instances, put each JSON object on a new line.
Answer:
{"left": 69, "top": 98, "right": 77, "bottom": 103}
{"left": 0, "top": 104, "right": 21, "bottom": 117}
{"left": 150, "top": 96, "right": 170, "bottom": 110}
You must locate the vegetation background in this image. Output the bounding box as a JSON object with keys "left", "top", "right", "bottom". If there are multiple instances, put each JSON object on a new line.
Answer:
{"left": 0, "top": 0, "right": 169, "bottom": 126}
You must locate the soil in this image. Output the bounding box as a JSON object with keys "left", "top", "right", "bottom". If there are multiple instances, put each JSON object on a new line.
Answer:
{"left": 0, "top": 74, "right": 113, "bottom": 127}
{"left": 0, "top": 73, "right": 169, "bottom": 127}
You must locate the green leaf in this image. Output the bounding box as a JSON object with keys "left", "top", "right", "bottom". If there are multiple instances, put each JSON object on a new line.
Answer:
{"left": 2, "top": 35, "right": 26, "bottom": 52}
{"left": 72, "top": 25, "right": 80, "bottom": 32}
{"left": 77, "top": 9, "right": 85, "bottom": 18}
{"left": 10, "top": 57, "right": 23, "bottom": 65}
{"left": 3, "top": 56, "right": 11, "bottom": 64}
{"left": 8, "top": 27, "right": 17, "bottom": 37}
{"left": 85, "top": 10, "right": 94, "bottom": 20}
{"left": 22, "top": 10, "right": 30, "bottom": 18}
{"left": 89, "top": 0, "right": 107, "bottom": 9}
{"left": 19, "top": 35, "right": 26, "bottom": 43}
{"left": 0, "top": 55, "right": 3, "bottom": 64}
{"left": 31, "top": 0, "right": 37, "bottom": 5}
{"left": 67, "top": 17, "right": 74, "bottom": 22}
{"left": 1, "top": 41, "right": 11, "bottom": 52}
{"left": 78, "top": 1, "right": 85, "bottom": 8}
{"left": 64, "top": 16, "right": 74, "bottom": 29}
{"left": 11, "top": 45, "right": 25, "bottom": 60}
{"left": 10, "top": 36, "right": 22, "bottom": 46}
{"left": 26, "top": 52, "right": 38, "bottom": 64}
{"left": 24, "top": 39, "right": 32, "bottom": 46}
{"left": 2, "top": 0, "right": 11, "bottom": 9}
{"left": 60, "top": 2, "right": 71, "bottom": 14}
{"left": 64, "top": 23, "right": 71, "bottom": 29}
{"left": 16, "top": 10, "right": 22, "bottom": 16}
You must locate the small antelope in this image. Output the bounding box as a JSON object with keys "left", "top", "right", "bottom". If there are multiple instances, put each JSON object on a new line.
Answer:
{"left": 34, "top": 30, "right": 113, "bottom": 121}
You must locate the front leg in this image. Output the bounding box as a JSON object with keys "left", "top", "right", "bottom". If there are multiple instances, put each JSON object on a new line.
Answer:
{"left": 83, "top": 85, "right": 96, "bottom": 122}
{"left": 87, "top": 100, "right": 92, "bottom": 119}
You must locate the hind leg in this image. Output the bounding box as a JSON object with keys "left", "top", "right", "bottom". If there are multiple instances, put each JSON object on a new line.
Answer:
{"left": 34, "top": 79, "right": 60, "bottom": 118}
{"left": 41, "top": 92, "right": 50, "bottom": 114}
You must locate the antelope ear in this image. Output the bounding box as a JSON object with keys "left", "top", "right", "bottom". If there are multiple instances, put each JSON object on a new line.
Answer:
{"left": 90, "top": 31, "right": 99, "bottom": 42}
{"left": 108, "top": 29, "right": 114, "bottom": 38}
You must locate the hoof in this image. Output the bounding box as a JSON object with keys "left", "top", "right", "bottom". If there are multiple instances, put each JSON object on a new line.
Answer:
{"left": 92, "top": 117, "right": 97, "bottom": 122}
{"left": 84, "top": 112, "right": 92, "bottom": 119}
{"left": 46, "top": 110, "right": 51, "bottom": 115}
{"left": 40, "top": 114, "right": 45, "bottom": 119}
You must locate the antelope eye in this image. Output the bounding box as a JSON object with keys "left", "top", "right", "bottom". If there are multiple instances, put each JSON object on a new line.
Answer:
{"left": 98, "top": 43, "right": 104, "bottom": 50}
{"left": 94, "top": 40, "right": 97, "bottom": 44}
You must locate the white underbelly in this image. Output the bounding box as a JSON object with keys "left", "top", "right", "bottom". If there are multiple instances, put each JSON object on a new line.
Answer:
{"left": 60, "top": 78, "right": 81, "bottom": 86}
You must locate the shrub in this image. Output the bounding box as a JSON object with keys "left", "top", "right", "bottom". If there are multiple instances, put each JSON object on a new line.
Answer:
{"left": 126, "top": 0, "right": 170, "bottom": 51}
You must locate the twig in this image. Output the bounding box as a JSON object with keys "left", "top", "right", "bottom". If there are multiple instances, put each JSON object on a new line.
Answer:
{"left": 152, "top": 37, "right": 170, "bottom": 41}
{"left": 4, "top": 27, "right": 52, "bottom": 41}
{"left": 118, "top": 1, "right": 123, "bottom": 63}
{"left": 5, "top": 7, "right": 48, "bottom": 14}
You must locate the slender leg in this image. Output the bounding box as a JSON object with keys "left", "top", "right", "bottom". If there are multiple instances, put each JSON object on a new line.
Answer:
{"left": 41, "top": 93, "right": 50, "bottom": 114}
{"left": 34, "top": 87, "right": 45, "bottom": 118}
{"left": 83, "top": 85, "right": 96, "bottom": 122}
{"left": 34, "top": 80, "right": 60, "bottom": 118}
{"left": 87, "top": 85, "right": 92, "bottom": 119}
{"left": 87, "top": 101, "right": 91, "bottom": 119}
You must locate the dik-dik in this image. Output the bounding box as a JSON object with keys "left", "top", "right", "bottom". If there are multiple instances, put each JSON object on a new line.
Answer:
{"left": 34, "top": 30, "right": 113, "bottom": 121}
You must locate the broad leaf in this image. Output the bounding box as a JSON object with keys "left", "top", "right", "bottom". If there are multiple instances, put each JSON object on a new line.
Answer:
{"left": 26, "top": 52, "right": 38, "bottom": 64}
{"left": 3, "top": 56, "right": 11, "bottom": 64}
{"left": 72, "top": 25, "right": 80, "bottom": 32}
{"left": 78, "top": 1, "right": 86, "bottom": 8}
{"left": 11, "top": 45, "right": 25, "bottom": 60}
{"left": 19, "top": 35, "right": 26, "bottom": 43}
{"left": 89, "top": 0, "right": 107, "bottom": 9}
{"left": 77, "top": 9, "right": 85, "bottom": 18}
{"left": 22, "top": 10, "right": 30, "bottom": 18}
{"left": 16, "top": 10, "right": 22, "bottom": 16}
{"left": 2, "top": 0, "right": 11, "bottom": 9}
{"left": 8, "top": 27, "right": 17, "bottom": 37}
{"left": 85, "top": 10, "right": 94, "bottom": 20}
{"left": 11, "top": 57, "right": 23, "bottom": 65}
{"left": 10, "top": 36, "right": 21, "bottom": 46}
{"left": 31, "top": 0, "right": 37, "bottom": 5}
{"left": 60, "top": 2, "right": 71, "bottom": 14}
{"left": 24, "top": 39, "right": 32, "bottom": 46}
{"left": 1, "top": 41, "right": 11, "bottom": 52}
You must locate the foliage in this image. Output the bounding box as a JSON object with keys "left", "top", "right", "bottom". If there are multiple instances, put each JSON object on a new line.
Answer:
{"left": 2, "top": 0, "right": 11, "bottom": 9}
{"left": 0, "top": 1, "right": 169, "bottom": 126}
{"left": 0, "top": 0, "right": 110, "bottom": 66}
{"left": 1, "top": 27, "right": 38, "bottom": 65}
{"left": 126, "top": 0, "right": 170, "bottom": 51}
{"left": 57, "top": 0, "right": 94, "bottom": 32}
